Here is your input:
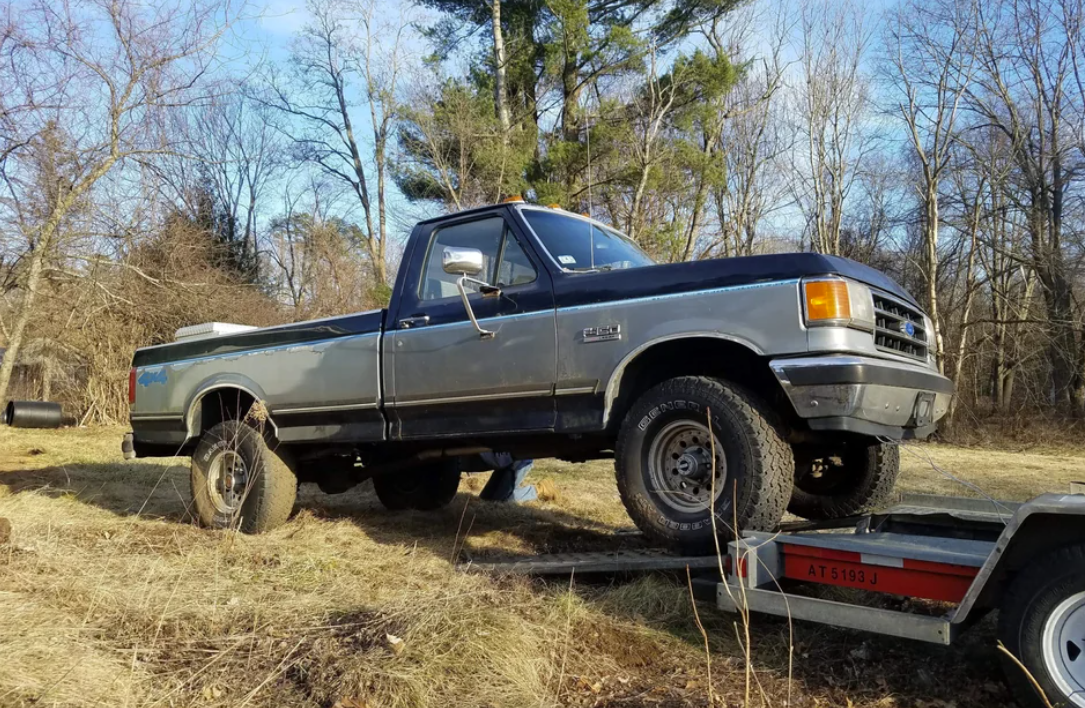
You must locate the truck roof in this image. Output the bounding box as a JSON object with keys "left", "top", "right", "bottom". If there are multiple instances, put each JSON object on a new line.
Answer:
{"left": 416, "top": 203, "right": 511, "bottom": 225}
{"left": 417, "top": 201, "right": 620, "bottom": 236}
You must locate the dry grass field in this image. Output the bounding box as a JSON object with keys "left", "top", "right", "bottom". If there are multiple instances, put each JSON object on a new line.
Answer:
{"left": 1, "top": 426, "right": 1083, "bottom": 708}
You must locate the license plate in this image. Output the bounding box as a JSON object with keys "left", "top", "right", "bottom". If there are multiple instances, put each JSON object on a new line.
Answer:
{"left": 800, "top": 561, "right": 881, "bottom": 588}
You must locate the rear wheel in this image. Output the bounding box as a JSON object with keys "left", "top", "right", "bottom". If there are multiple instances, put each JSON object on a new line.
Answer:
{"left": 190, "top": 420, "right": 297, "bottom": 533}
{"left": 615, "top": 376, "right": 792, "bottom": 554}
{"left": 999, "top": 544, "right": 1085, "bottom": 708}
{"left": 373, "top": 460, "right": 462, "bottom": 511}
{"left": 787, "top": 441, "right": 899, "bottom": 520}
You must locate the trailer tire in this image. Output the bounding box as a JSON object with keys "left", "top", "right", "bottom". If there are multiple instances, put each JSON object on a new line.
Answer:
{"left": 373, "top": 460, "right": 462, "bottom": 511}
{"left": 999, "top": 543, "right": 1085, "bottom": 708}
{"left": 191, "top": 420, "right": 297, "bottom": 533}
{"left": 787, "top": 442, "right": 899, "bottom": 520}
{"left": 615, "top": 376, "right": 792, "bottom": 555}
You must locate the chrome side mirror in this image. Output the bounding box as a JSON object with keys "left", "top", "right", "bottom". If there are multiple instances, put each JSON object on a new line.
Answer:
{"left": 441, "top": 246, "right": 496, "bottom": 339}
{"left": 442, "top": 247, "right": 484, "bottom": 276}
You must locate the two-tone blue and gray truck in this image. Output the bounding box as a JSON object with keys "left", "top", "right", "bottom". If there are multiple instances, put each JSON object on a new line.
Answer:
{"left": 124, "top": 201, "right": 952, "bottom": 551}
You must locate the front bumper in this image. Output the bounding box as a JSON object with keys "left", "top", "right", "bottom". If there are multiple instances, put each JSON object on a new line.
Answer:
{"left": 770, "top": 355, "right": 953, "bottom": 440}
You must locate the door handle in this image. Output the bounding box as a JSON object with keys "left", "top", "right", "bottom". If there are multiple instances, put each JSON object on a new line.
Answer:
{"left": 399, "top": 315, "right": 430, "bottom": 329}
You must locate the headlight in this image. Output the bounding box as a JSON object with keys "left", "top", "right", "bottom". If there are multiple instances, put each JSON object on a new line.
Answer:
{"left": 803, "top": 277, "right": 875, "bottom": 332}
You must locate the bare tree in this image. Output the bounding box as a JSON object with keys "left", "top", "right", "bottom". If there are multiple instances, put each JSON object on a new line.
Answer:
{"left": 257, "top": 0, "right": 411, "bottom": 286}
{"left": 194, "top": 93, "right": 286, "bottom": 277}
{"left": 965, "top": 0, "right": 1085, "bottom": 411}
{"left": 264, "top": 177, "right": 378, "bottom": 320}
{"left": 0, "top": 0, "right": 231, "bottom": 402}
{"left": 705, "top": 1, "right": 791, "bottom": 259}
{"left": 942, "top": 144, "right": 988, "bottom": 421}
{"left": 625, "top": 44, "right": 687, "bottom": 243}
{"left": 790, "top": 0, "right": 873, "bottom": 256}
{"left": 885, "top": 0, "right": 979, "bottom": 372}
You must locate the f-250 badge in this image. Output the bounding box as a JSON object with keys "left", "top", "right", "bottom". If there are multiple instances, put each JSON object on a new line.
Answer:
{"left": 583, "top": 324, "right": 621, "bottom": 343}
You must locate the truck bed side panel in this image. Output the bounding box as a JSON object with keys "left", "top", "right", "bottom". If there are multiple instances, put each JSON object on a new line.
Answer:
{"left": 130, "top": 310, "right": 385, "bottom": 448}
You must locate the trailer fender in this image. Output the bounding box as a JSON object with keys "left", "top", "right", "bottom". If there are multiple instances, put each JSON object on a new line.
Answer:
{"left": 953, "top": 495, "right": 1085, "bottom": 626}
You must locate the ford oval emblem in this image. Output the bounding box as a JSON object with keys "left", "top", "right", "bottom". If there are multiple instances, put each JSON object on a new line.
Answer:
{"left": 900, "top": 320, "right": 916, "bottom": 337}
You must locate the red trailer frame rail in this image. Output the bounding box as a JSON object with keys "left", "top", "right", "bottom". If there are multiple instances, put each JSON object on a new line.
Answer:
{"left": 780, "top": 543, "right": 979, "bottom": 602}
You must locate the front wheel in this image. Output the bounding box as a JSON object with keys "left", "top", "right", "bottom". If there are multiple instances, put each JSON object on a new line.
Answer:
{"left": 787, "top": 441, "right": 899, "bottom": 520}
{"left": 999, "top": 544, "right": 1085, "bottom": 708}
{"left": 615, "top": 377, "right": 793, "bottom": 554}
{"left": 190, "top": 420, "right": 297, "bottom": 533}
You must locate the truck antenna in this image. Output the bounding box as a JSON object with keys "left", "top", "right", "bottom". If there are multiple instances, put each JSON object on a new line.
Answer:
{"left": 586, "top": 111, "right": 595, "bottom": 270}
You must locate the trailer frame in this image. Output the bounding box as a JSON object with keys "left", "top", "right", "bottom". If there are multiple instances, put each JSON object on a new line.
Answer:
{"left": 716, "top": 491, "right": 1085, "bottom": 707}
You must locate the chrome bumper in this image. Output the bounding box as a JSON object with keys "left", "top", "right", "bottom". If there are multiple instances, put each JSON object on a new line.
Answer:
{"left": 770, "top": 355, "right": 953, "bottom": 440}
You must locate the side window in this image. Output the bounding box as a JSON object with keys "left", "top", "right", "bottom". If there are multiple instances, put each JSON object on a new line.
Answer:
{"left": 496, "top": 230, "right": 537, "bottom": 287}
{"left": 419, "top": 217, "right": 504, "bottom": 301}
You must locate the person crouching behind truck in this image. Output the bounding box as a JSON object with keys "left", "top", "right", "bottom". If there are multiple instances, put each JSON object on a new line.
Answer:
{"left": 476, "top": 452, "right": 537, "bottom": 502}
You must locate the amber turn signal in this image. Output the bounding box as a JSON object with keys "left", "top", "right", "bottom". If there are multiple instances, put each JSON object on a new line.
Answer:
{"left": 804, "top": 280, "right": 851, "bottom": 322}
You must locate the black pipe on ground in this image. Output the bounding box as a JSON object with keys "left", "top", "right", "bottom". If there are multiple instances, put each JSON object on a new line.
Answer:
{"left": 3, "top": 401, "right": 64, "bottom": 428}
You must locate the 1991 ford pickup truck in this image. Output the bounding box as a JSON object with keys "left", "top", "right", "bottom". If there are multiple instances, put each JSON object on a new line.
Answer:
{"left": 125, "top": 200, "right": 952, "bottom": 552}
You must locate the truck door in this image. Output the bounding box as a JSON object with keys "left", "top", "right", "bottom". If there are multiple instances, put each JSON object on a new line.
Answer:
{"left": 386, "top": 211, "right": 557, "bottom": 439}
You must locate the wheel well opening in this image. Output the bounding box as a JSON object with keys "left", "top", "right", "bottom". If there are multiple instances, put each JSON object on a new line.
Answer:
{"left": 196, "top": 388, "right": 258, "bottom": 435}
{"left": 609, "top": 338, "right": 790, "bottom": 430}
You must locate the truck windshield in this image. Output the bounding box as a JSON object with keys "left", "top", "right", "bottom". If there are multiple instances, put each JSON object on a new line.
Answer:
{"left": 521, "top": 209, "right": 655, "bottom": 272}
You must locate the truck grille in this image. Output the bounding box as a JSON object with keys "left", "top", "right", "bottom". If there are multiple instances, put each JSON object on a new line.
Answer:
{"left": 872, "top": 292, "right": 928, "bottom": 361}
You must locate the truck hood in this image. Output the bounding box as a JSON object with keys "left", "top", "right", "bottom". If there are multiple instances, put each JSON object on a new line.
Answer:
{"left": 551, "top": 253, "right": 920, "bottom": 310}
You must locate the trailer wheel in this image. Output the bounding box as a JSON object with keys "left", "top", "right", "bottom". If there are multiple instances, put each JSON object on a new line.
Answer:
{"left": 787, "top": 442, "right": 899, "bottom": 520}
{"left": 615, "top": 377, "right": 792, "bottom": 555}
{"left": 191, "top": 420, "right": 297, "bottom": 533}
{"left": 373, "top": 460, "right": 462, "bottom": 511}
{"left": 999, "top": 544, "right": 1085, "bottom": 708}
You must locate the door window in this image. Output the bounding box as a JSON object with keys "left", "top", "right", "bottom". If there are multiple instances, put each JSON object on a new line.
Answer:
{"left": 419, "top": 217, "right": 504, "bottom": 301}
{"left": 419, "top": 216, "right": 537, "bottom": 300}
{"left": 496, "top": 230, "right": 537, "bottom": 287}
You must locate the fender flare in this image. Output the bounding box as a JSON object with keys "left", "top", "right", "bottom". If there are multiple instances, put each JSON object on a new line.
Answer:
{"left": 601, "top": 332, "right": 767, "bottom": 428}
{"left": 182, "top": 374, "right": 278, "bottom": 442}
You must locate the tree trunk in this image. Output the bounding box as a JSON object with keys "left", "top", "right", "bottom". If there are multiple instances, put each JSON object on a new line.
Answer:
{"left": 947, "top": 213, "right": 978, "bottom": 426}
{"left": 335, "top": 76, "right": 383, "bottom": 283}
{"left": 375, "top": 139, "right": 388, "bottom": 286}
{"left": 492, "top": 0, "right": 510, "bottom": 135}
{"left": 924, "top": 185, "right": 944, "bottom": 373}
{"left": 0, "top": 220, "right": 54, "bottom": 402}
{"left": 627, "top": 161, "right": 650, "bottom": 242}
{"left": 41, "top": 355, "right": 53, "bottom": 401}
{"left": 561, "top": 59, "right": 581, "bottom": 146}
{"left": 1029, "top": 197, "right": 1078, "bottom": 412}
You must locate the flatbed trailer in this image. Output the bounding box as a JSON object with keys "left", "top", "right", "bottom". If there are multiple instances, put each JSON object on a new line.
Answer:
{"left": 462, "top": 491, "right": 1085, "bottom": 707}
{"left": 718, "top": 491, "right": 1085, "bottom": 708}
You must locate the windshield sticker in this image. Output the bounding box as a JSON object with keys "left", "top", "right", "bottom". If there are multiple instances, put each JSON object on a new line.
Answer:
{"left": 558, "top": 255, "right": 577, "bottom": 265}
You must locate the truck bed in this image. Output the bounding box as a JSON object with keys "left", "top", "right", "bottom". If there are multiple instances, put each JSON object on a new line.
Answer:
{"left": 129, "top": 309, "right": 386, "bottom": 448}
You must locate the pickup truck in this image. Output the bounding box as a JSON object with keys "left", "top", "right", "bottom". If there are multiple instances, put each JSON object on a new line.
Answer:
{"left": 125, "top": 200, "right": 952, "bottom": 552}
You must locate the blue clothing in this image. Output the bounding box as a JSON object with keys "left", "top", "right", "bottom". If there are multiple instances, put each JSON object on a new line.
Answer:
{"left": 478, "top": 453, "right": 536, "bottom": 502}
